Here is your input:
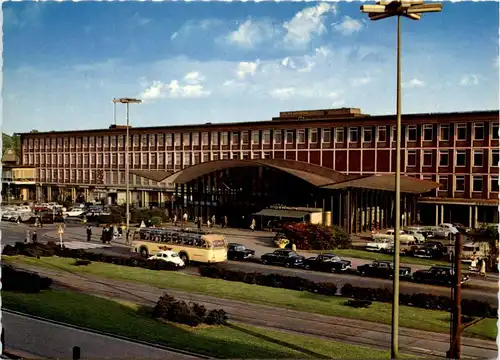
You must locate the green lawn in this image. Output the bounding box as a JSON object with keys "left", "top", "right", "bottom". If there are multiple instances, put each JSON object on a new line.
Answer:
{"left": 4, "top": 256, "right": 496, "bottom": 341}
{"left": 3, "top": 289, "right": 409, "bottom": 359}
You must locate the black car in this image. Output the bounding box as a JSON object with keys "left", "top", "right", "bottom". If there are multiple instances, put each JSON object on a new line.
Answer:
{"left": 357, "top": 260, "right": 412, "bottom": 279}
{"left": 261, "top": 249, "right": 305, "bottom": 268}
{"left": 412, "top": 266, "right": 469, "bottom": 286}
{"left": 413, "top": 242, "right": 447, "bottom": 259}
{"left": 227, "top": 243, "right": 256, "bottom": 261}
{"left": 303, "top": 253, "right": 352, "bottom": 273}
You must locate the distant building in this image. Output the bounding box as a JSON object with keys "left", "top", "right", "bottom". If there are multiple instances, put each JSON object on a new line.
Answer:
{"left": 17, "top": 107, "right": 499, "bottom": 227}
{"left": 2, "top": 148, "right": 36, "bottom": 203}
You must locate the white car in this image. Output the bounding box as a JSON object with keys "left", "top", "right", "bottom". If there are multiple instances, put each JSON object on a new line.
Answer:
{"left": 148, "top": 250, "right": 185, "bottom": 268}
{"left": 371, "top": 229, "right": 415, "bottom": 242}
{"left": 439, "top": 223, "right": 459, "bottom": 235}
{"left": 366, "top": 238, "right": 394, "bottom": 252}
{"left": 405, "top": 230, "right": 426, "bottom": 244}
{"left": 64, "top": 207, "right": 85, "bottom": 217}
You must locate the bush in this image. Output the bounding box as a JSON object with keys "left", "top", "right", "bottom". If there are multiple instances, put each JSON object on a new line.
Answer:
{"left": 2, "top": 265, "right": 53, "bottom": 293}
{"left": 278, "top": 223, "right": 351, "bottom": 250}
{"left": 150, "top": 216, "right": 163, "bottom": 226}
{"left": 153, "top": 293, "right": 227, "bottom": 327}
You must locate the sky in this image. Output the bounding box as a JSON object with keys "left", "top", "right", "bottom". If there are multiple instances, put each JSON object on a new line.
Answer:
{"left": 2, "top": 1, "right": 499, "bottom": 134}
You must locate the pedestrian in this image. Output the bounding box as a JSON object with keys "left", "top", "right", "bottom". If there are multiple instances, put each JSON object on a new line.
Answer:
{"left": 38, "top": 216, "right": 43, "bottom": 228}
{"left": 32, "top": 231, "right": 38, "bottom": 244}
{"left": 223, "top": 215, "right": 228, "bottom": 229}
{"left": 173, "top": 214, "right": 178, "bottom": 227}
{"left": 250, "top": 218, "right": 256, "bottom": 232}
{"left": 207, "top": 219, "right": 212, "bottom": 228}
{"left": 25, "top": 230, "right": 31, "bottom": 244}
{"left": 479, "top": 258, "right": 487, "bottom": 277}
{"left": 86, "top": 226, "right": 92, "bottom": 242}
{"left": 101, "top": 227, "right": 107, "bottom": 244}
{"left": 197, "top": 217, "right": 202, "bottom": 230}
{"left": 211, "top": 215, "right": 216, "bottom": 227}
{"left": 183, "top": 212, "right": 188, "bottom": 226}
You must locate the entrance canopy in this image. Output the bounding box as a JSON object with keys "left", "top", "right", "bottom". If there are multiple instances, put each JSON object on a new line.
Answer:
{"left": 162, "top": 159, "right": 353, "bottom": 187}
{"left": 253, "top": 208, "right": 312, "bottom": 218}
{"left": 320, "top": 174, "right": 440, "bottom": 194}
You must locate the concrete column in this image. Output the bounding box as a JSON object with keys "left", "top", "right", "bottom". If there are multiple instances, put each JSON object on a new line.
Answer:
{"left": 468, "top": 206, "right": 473, "bottom": 228}
{"left": 71, "top": 188, "right": 77, "bottom": 202}
{"left": 435, "top": 205, "right": 439, "bottom": 226}
{"left": 440, "top": 205, "right": 444, "bottom": 224}
{"left": 330, "top": 195, "right": 335, "bottom": 227}
{"left": 474, "top": 206, "right": 478, "bottom": 228}
{"left": 47, "top": 186, "right": 52, "bottom": 202}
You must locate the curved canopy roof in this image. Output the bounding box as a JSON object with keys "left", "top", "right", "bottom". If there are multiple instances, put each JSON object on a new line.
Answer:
{"left": 163, "top": 159, "right": 352, "bottom": 187}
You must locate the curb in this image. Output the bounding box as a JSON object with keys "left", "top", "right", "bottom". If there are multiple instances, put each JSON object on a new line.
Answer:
{"left": 3, "top": 309, "right": 213, "bottom": 360}
{"left": 2, "top": 348, "right": 42, "bottom": 359}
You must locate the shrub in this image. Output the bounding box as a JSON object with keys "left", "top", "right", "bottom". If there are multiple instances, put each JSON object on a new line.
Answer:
{"left": 205, "top": 309, "right": 228, "bottom": 325}
{"left": 279, "top": 223, "right": 351, "bottom": 250}
{"left": 2, "top": 265, "right": 53, "bottom": 293}
{"left": 150, "top": 216, "right": 163, "bottom": 226}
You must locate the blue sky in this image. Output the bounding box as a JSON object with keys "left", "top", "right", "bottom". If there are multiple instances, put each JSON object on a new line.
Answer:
{"left": 2, "top": 1, "right": 499, "bottom": 134}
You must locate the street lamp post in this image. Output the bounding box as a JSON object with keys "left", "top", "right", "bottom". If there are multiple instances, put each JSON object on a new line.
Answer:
{"left": 360, "top": 1, "right": 442, "bottom": 358}
{"left": 112, "top": 98, "right": 142, "bottom": 242}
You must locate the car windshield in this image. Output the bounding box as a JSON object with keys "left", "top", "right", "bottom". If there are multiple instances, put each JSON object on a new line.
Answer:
{"left": 171, "top": 253, "right": 179, "bottom": 258}
{"left": 235, "top": 246, "right": 245, "bottom": 251}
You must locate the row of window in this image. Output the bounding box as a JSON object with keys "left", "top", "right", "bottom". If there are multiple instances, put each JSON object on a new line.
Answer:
{"left": 24, "top": 148, "right": 500, "bottom": 168}
{"left": 25, "top": 121, "right": 500, "bottom": 151}
{"left": 437, "top": 175, "right": 499, "bottom": 193}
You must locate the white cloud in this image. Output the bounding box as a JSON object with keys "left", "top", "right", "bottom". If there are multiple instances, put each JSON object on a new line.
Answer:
{"left": 270, "top": 87, "right": 296, "bottom": 100}
{"left": 140, "top": 79, "right": 211, "bottom": 101}
{"left": 236, "top": 61, "right": 260, "bottom": 79}
{"left": 269, "top": 86, "right": 341, "bottom": 101}
{"left": 334, "top": 16, "right": 364, "bottom": 35}
{"left": 460, "top": 74, "right": 480, "bottom": 86}
{"left": 170, "top": 32, "right": 179, "bottom": 40}
{"left": 281, "top": 57, "right": 296, "bottom": 69}
{"left": 184, "top": 71, "right": 205, "bottom": 84}
{"left": 283, "top": 3, "right": 336, "bottom": 48}
{"left": 403, "top": 78, "right": 425, "bottom": 88}
{"left": 226, "top": 19, "right": 275, "bottom": 48}
{"left": 350, "top": 76, "right": 372, "bottom": 87}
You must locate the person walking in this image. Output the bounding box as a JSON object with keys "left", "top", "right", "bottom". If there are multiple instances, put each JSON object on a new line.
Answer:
{"left": 479, "top": 258, "right": 487, "bottom": 277}
{"left": 86, "top": 226, "right": 92, "bottom": 242}
{"left": 223, "top": 215, "right": 228, "bottom": 229}
{"left": 211, "top": 215, "right": 216, "bottom": 227}
{"left": 173, "top": 214, "right": 178, "bottom": 227}
{"left": 250, "top": 218, "right": 256, "bottom": 232}
{"left": 207, "top": 219, "right": 212, "bottom": 228}
{"left": 25, "top": 230, "right": 31, "bottom": 244}
{"left": 197, "top": 216, "right": 202, "bottom": 230}
{"left": 31, "top": 231, "right": 38, "bottom": 244}
{"left": 183, "top": 212, "right": 188, "bottom": 227}
{"left": 101, "top": 227, "right": 107, "bottom": 244}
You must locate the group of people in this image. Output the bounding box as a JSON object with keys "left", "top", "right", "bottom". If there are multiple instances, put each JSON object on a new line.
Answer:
{"left": 172, "top": 213, "right": 230, "bottom": 230}
{"left": 470, "top": 257, "right": 487, "bottom": 276}
{"left": 24, "top": 230, "right": 38, "bottom": 244}
{"left": 100, "top": 225, "right": 124, "bottom": 244}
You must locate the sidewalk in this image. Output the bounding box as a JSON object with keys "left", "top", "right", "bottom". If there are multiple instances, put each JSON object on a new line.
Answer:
{"left": 12, "top": 263, "right": 498, "bottom": 360}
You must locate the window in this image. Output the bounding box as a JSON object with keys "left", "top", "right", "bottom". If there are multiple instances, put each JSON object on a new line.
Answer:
{"left": 297, "top": 129, "right": 305, "bottom": 144}
{"left": 158, "top": 153, "right": 164, "bottom": 166}
{"left": 97, "top": 153, "right": 102, "bottom": 165}
{"left": 491, "top": 176, "right": 499, "bottom": 192}
{"left": 147, "top": 135, "right": 154, "bottom": 147}
{"left": 222, "top": 152, "right": 229, "bottom": 160}
{"left": 252, "top": 152, "right": 261, "bottom": 159}
{"left": 473, "top": 150, "right": 483, "bottom": 167}
{"left": 456, "top": 123, "right": 467, "bottom": 140}
{"left": 322, "top": 129, "right": 331, "bottom": 143}
{"left": 472, "top": 176, "right": 483, "bottom": 192}
{"left": 473, "top": 123, "right": 484, "bottom": 140}
{"left": 439, "top": 124, "right": 450, "bottom": 141}
{"left": 183, "top": 133, "right": 190, "bottom": 146}
{"left": 263, "top": 130, "right": 271, "bottom": 144}
{"left": 439, "top": 176, "right": 448, "bottom": 191}
{"left": 455, "top": 150, "right": 466, "bottom": 167}
{"left": 348, "top": 128, "right": 358, "bottom": 142}
{"left": 242, "top": 152, "right": 250, "bottom": 160}
{"left": 131, "top": 135, "right": 138, "bottom": 147}
{"left": 175, "top": 153, "right": 182, "bottom": 165}
{"left": 423, "top": 124, "right": 433, "bottom": 141}
{"left": 184, "top": 153, "right": 191, "bottom": 166}
{"left": 242, "top": 131, "right": 249, "bottom": 144}
{"left": 211, "top": 132, "right": 219, "bottom": 146}
{"left": 212, "top": 153, "right": 219, "bottom": 161}
{"left": 407, "top": 125, "right": 417, "bottom": 141}
{"left": 377, "top": 126, "right": 387, "bottom": 142}
{"left": 109, "top": 136, "right": 115, "bottom": 147}
{"left": 455, "top": 176, "right": 465, "bottom": 191}
{"left": 252, "top": 131, "right": 260, "bottom": 144}
{"left": 423, "top": 150, "right": 433, "bottom": 167}
{"left": 174, "top": 133, "right": 181, "bottom": 146}
{"left": 141, "top": 153, "right": 147, "bottom": 165}
{"left": 263, "top": 152, "right": 271, "bottom": 159}
{"left": 167, "top": 153, "right": 173, "bottom": 166}
{"left": 285, "top": 130, "right": 294, "bottom": 143}
{"left": 117, "top": 135, "right": 124, "bottom": 148}
{"left": 221, "top": 132, "right": 229, "bottom": 146}
{"left": 492, "top": 149, "right": 499, "bottom": 167}
{"left": 202, "top": 132, "right": 209, "bottom": 146}
{"left": 119, "top": 154, "right": 124, "bottom": 165}
{"left": 407, "top": 150, "right": 417, "bottom": 167}
{"left": 232, "top": 153, "right": 239, "bottom": 160}
{"left": 140, "top": 134, "right": 148, "bottom": 147}
{"left": 273, "top": 130, "right": 281, "bottom": 144}
{"left": 492, "top": 122, "right": 499, "bottom": 140}
{"left": 309, "top": 129, "right": 318, "bottom": 143}
{"left": 134, "top": 153, "right": 140, "bottom": 166}
{"left": 391, "top": 126, "right": 396, "bottom": 141}
{"left": 439, "top": 150, "right": 449, "bottom": 167}
{"left": 166, "top": 134, "right": 173, "bottom": 147}
{"left": 335, "top": 128, "right": 344, "bottom": 143}
{"left": 90, "top": 137, "right": 95, "bottom": 148}
{"left": 362, "top": 127, "right": 372, "bottom": 143}
{"left": 203, "top": 153, "right": 210, "bottom": 163}
{"left": 193, "top": 153, "right": 200, "bottom": 164}
{"left": 157, "top": 134, "right": 164, "bottom": 147}
{"left": 231, "top": 132, "right": 238, "bottom": 145}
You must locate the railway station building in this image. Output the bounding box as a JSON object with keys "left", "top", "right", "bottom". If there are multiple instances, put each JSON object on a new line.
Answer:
{"left": 17, "top": 107, "right": 499, "bottom": 231}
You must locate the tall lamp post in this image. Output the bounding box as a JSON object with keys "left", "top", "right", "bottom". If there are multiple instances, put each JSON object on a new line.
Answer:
{"left": 112, "top": 98, "right": 142, "bottom": 241}
{"left": 360, "top": 1, "right": 442, "bottom": 358}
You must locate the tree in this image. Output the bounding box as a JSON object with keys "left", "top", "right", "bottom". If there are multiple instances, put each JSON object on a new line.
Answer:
{"left": 2, "top": 133, "right": 21, "bottom": 158}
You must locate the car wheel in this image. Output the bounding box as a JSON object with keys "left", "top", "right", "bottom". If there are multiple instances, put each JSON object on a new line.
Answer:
{"left": 359, "top": 271, "right": 366, "bottom": 276}
{"left": 285, "top": 262, "right": 291, "bottom": 268}
{"left": 262, "top": 259, "right": 268, "bottom": 265}
{"left": 139, "top": 247, "right": 148, "bottom": 258}
{"left": 179, "top": 252, "right": 189, "bottom": 266}
{"left": 304, "top": 264, "right": 310, "bottom": 270}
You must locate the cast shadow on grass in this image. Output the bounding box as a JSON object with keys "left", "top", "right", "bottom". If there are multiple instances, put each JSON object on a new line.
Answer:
{"left": 225, "top": 322, "right": 330, "bottom": 359}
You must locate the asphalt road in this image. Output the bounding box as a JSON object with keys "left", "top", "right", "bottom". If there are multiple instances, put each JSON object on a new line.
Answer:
{"left": 2, "top": 310, "right": 204, "bottom": 360}
{"left": 14, "top": 266, "right": 497, "bottom": 360}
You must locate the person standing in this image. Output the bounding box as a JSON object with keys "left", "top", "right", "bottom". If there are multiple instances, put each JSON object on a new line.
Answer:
{"left": 25, "top": 230, "right": 31, "bottom": 244}
{"left": 86, "top": 226, "right": 92, "bottom": 242}
{"left": 101, "top": 227, "right": 107, "bottom": 244}
{"left": 197, "top": 217, "right": 202, "bottom": 230}
{"left": 479, "top": 258, "right": 487, "bottom": 277}
{"left": 211, "top": 215, "right": 216, "bottom": 227}
{"left": 250, "top": 218, "right": 256, "bottom": 232}
{"left": 32, "top": 231, "right": 38, "bottom": 244}
{"left": 183, "top": 212, "right": 188, "bottom": 227}
{"left": 207, "top": 219, "right": 212, "bottom": 228}
{"left": 173, "top": 214, "right": 178, "bottom": 227}
{"left": 223, "top": 215, "right": 228, "bottom": 229}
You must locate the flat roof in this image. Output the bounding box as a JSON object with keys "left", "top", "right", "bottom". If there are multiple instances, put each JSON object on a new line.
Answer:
{"left": 16, "top": 109, "right": 499, "bottom": 137}
{"left": 253, "top": 208, "right": 312, "bottom": 218}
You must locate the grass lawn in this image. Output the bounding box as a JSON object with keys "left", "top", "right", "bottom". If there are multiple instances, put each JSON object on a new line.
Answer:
{"left": 4, "top": 256, "right": 496, "bottom": 342}
{"left": 3, "top": 289, "right": 408, "bottom": 359}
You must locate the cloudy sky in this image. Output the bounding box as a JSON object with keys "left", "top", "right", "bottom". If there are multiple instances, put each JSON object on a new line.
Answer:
{"left": 3, "top": 1, "right": 499, "bottom": 134}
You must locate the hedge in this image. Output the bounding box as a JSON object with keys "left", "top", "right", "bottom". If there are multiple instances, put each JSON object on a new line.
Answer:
{"left": 153, "top": 293, "right": 228, "bottom": 327}
{"left": 2, "top": 242, "right": 179, "bottom": 271}
{"left": 2, "top": 264, "right": 53, "bottom": 293}
{"left": 199, "top": 265, "right": 497, "bottom": 318}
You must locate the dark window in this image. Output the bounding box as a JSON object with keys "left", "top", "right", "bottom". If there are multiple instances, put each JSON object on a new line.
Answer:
{"left": 455, "top": 151, "right": 466, "bottom": 167}
{"left": 456, "top": 124, "right": 467, "bottom": 140}
{"left": 423, "top": 125, "right": 433, "bottom": 141}
{"left": 439, "top": 125, "right": 450, "bottom": 141}
{"left": 363, "top": 128, "right": 372, "bottom": 142}
{"left": 491, "top": 149, "right": 499, "bottom": 167}
{"left": 492, "top": 123, "right": 499, "bottom": 140}
{"left": 439, "top": 150, "right": 449, "bottom": 167}
{"left": 407, "top": 150, "right": 417, "bottom": 167}
{"left": 407, "top": 125, "right": 417, "bottom": 141}
{"left": 455, "top": 176, "right": 465, "bottom": 191}
{"left": 377, "top": 126, "right": 386, "bottom": 142}
{"left": 474, "top": 123, "right": 484, "bottom": 140}
{"left": 491, "top": 177, "right": 499, "bottom": 192}
{"left": 423, "top": 151, "right": 433, "bottom": 167}
{"left": 472, "top": 176, "right": 483, "bottom": 192}
{"left": 439, "top": 176, "right": 448, "bottom": 191}
{"left": 473, "top": 150, "right": 483, "bottom": 167}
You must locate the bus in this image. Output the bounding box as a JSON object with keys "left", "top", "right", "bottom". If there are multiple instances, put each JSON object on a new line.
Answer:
{"left": 131, "top": 227, "right": 228, "bottom": 265}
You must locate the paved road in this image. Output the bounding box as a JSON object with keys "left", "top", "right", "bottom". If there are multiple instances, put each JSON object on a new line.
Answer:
{"left": 12, "top": 265, "right": 497, "bottom": 360}
{"left": 2, "top": 310, "right": 204, "bottom": 359}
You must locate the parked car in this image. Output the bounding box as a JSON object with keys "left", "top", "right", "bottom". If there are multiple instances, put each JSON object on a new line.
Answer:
{"left": 405, "top": 230, "right": 426, "bottom": 244}
{"left": 64, "top": 207, "right": 86, "bottom": 217}
{"left": 453, "top": 223, "right": 471, "bottom": 234}
{"left": 384, "top": 239, "right": 420, "bottom": 255}
{"left": 412, "top": 266, "right": 469, "bottom": 286}
{"left": 261, "top": 249, "right": 305, "bottom": 268}
{"left": 147, "top": 250, "right": 185, "bottom": 268}
{"left": 303, "top": 253, "right": 351, "bottom": 273}
{"left": 440, "top": 223, "right": 459, "bottom": 235}
{"left": 413, "top": 241, "right": 447, "bottom": 259}
{"left": 371, "top": 229, "right": 416, "bottom": 242}
{"left": 366, "top": 238, "right": 394, "bottom": 252}
{"left": 227, "top": 243, "right": 256, "bottom": 261}
{"left": 357, "top": 260, "right": 412, "bottom": 279}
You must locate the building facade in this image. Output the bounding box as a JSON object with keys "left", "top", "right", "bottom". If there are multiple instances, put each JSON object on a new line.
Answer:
{"left": 18, "top": 107, "right": 499, "bottom": 227}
